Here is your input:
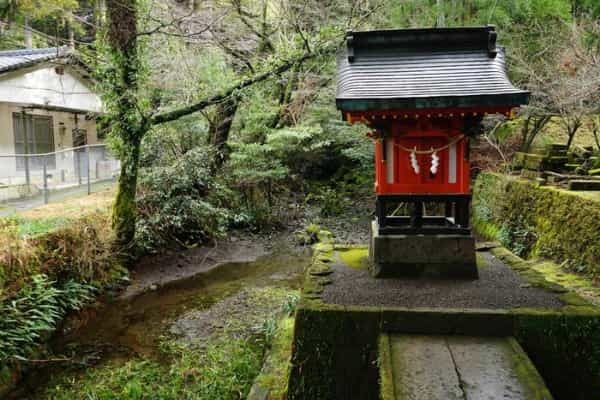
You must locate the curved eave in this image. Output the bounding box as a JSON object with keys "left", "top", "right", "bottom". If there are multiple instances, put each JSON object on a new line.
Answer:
{"left": 336, "top": 92, "right": 530, "bottom": 112}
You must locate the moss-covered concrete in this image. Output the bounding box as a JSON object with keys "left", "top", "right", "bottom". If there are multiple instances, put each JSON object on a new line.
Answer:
{"left": 249, "top": 317, "right": 295, "bottom": 400}
{"left": 472, "top": 172, "right": 600, "bottom": 276}
{"left": 288, "top": 244, "right": 600, "bottom": 400}
{"left": 377, "top": 335, "right": 395, "bottom": 400}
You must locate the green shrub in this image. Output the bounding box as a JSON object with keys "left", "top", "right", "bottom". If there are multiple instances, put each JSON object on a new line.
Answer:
{"left": 136, "top": 147, "right": 230, "bottom": 253}
{"left": 225, "top": 142, "right": 290, "bottom": 228}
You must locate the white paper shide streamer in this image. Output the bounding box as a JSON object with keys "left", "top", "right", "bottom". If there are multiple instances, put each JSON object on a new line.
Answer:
{"left": 430, "top": 149, "right": 439, "bottom": 175}
{"left": 410, "top": 147, "right": 420, "bottom": 174}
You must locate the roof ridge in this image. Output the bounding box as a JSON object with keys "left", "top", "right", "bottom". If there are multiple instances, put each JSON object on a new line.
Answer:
{"left": 0, "top": 46, "right": 69, "bottom": 57}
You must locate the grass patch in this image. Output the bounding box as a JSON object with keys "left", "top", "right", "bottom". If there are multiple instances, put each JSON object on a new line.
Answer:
{"left": 35, "top": 288, "right": 301, "bottom": 400}
{"left": 44, "top": 339, "right": 262, "bottom": 400}
{"left": 17, "top": 188, "right": 114, "bottom": 221}
{"left": 1, "top": 192, "right": 123, "bottom": 395}
{"left": 14, "top": 217, "right": 68, "bottom": 236}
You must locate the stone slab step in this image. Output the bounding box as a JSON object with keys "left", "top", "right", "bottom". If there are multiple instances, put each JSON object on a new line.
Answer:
{"left": 379, "top": 334, "right": 553, "bottom": 400}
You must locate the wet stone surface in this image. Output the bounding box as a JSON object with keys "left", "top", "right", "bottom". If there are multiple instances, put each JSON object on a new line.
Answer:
{"left": 386, "top": 335, "right": 552, "bottom": 400}
{"left": 322, "top": 250, "right": 564, "bottom": 309}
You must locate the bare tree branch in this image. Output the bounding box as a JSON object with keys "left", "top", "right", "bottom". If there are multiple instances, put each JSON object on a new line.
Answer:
{"left": 150, "top": 46, "right": 336, "bottom": 125}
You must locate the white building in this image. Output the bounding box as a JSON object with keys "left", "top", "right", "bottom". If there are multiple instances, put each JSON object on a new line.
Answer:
{"left": 0, "top": 47, "right": 110, "bottom": 199}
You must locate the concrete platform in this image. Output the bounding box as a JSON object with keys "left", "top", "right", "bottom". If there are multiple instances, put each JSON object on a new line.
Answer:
{"left": 288, "top": 243, "right": 600, "bottom": 400}
{"left": 369, "top": 220, "right": 477, "bottom": 278}
{"left": 326, "top": 249, "right": 563, "bottom": 310}
{"left": 379, "top": 334, "right": 553, "bottom": 400}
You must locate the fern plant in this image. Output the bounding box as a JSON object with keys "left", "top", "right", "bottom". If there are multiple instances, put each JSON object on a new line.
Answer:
{"left": 0, "top": 275, "right": 94, "bottom": 363}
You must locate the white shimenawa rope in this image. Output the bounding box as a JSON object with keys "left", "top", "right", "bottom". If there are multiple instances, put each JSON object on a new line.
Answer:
{"left": 394, "top": 134, "right": 465, "bottom": 154}
{"left": 396, "top": 135, "right": 464, "bottom": 175}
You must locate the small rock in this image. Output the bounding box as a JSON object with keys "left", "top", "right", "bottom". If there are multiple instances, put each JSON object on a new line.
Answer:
{"left": 520, "top": 283, "right": 531, "bottom": 288}
{"left": 150, "top": 284, "right": 158, "bottom": 291}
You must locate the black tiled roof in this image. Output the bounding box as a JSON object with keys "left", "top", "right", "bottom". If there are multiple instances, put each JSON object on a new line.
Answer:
{"left": 336, "top": 27, "right": 529, "bottom": 111}
{"left": 0, "top": 47, "right": 69, "bottom": 74}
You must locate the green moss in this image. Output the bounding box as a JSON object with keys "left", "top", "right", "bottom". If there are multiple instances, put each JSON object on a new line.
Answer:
{"left": 506, "top": 337, "right": 555, "bottom": 400}
{"left": 317, "top": 230, "right": 334, "bottom": 244}
{"left": 512, "top": 311, "right": 600, "bottom": 399}
{"left": 559, "top": 292, "right": 591, "bottom": 307}
{"left": 254, "top": 317, "right": 295, "bottom": 398}
{"left": 476, "top": 252, "right": 488, "bottom": 269}
{"left": 473, "top": 172, "right": 600, "bottom": 277}
{"left": 338, "top": 247, "right": 368, "bottom": 270}
{"left": 377, "top": 335, "right": 394, "bottom": 400}
{"left": 532, "top": 261, "right": 600, "bottom": 305}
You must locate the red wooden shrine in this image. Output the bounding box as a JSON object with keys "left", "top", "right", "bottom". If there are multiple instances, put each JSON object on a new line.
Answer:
{"left": 345, "top": 107, "right": 513, "bottom": 196}
{"left": 336, "top": 26, "right": 528, "bottom": 277}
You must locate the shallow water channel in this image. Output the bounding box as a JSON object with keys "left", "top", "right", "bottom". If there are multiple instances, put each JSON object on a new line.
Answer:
{"left": 8, "top": 245, "right": 310, "bottom": 399}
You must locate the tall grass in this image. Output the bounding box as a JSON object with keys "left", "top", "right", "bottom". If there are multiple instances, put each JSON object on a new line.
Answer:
{"left": 0, "top": 211, "right": 123, "bottom": 378}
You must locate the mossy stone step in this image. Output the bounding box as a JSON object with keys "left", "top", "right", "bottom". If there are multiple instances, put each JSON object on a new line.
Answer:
{"left": 379, "top": 334, "right": 553, "bottom": 400}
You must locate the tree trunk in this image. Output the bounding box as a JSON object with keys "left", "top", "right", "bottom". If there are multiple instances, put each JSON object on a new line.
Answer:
{"left": 24, "top": 17, "right": 32, "bottom": 48}
{"left": 112, "top": 137, "right": 142, "bottom": 251}
{"left": 521, "top": 115, "right": 550, "bottom": 152}
{"left": 564, "top": 118, "right": 582, "bottom": 150}
{"left": 436, "top": 0, "right": 445, "bottom": 27}
{"left": 106, "top": 0, "right": 146, "bottom": 253}
{"left": 208, "top": 96, "right": 239, "bottom": 170}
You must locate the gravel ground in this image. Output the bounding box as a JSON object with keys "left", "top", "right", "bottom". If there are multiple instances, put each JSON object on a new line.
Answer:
{"left": 322, "top": 251, "right": 564, "bottom": 309}
{"left": 169, "top": 287, "right": 295, "bottom": 346}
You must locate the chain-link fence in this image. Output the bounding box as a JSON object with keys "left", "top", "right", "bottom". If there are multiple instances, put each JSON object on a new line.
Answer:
{"left": 0, "top": 144, "right": 120, "bottom": 206}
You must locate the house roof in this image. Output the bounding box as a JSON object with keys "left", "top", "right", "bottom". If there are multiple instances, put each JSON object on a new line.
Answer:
{"left": 0, "top": 47, "right": 70, "bottom": 74}
{"left": 336, "top": 26, "right": 530, "bottom": 112}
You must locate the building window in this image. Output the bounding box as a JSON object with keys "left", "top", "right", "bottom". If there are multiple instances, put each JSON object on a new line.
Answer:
{"left": 12, "top": 113, "right": 56, "bottom": 170}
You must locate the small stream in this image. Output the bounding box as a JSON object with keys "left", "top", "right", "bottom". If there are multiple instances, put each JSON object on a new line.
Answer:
{"left": 8, "top": 244, "right": 310, "bottom": 399}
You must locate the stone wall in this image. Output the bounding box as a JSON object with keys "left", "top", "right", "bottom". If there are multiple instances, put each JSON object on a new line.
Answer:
{"left": 472, "top": 172, "right": 600, "bottom": 275}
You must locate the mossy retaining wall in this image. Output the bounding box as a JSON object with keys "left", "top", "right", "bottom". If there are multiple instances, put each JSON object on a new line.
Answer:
{"left": 287, "top": 245, "right": 600, "bottom": 400}
{"left": 472, "top": 172, "right": 600, "bottom": 275}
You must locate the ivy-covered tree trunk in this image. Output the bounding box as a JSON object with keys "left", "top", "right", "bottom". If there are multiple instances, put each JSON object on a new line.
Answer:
{"left": 113, "top": 136, "right": 143, "bottom": 250}
{"left": 208, "top": 96, "right": 239, "bottom": 170}
{"left": 106, "top": 0, "right": 147, "bottom": 252}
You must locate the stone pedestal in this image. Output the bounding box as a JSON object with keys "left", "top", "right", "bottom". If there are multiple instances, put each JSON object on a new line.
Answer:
{"left": 369, "top": 220, "right": 478, "bottom": 278}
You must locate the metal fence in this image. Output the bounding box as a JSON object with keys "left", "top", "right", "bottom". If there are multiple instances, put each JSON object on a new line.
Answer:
{"left": 0, "top": 144, "right": 120, "bottom": 206}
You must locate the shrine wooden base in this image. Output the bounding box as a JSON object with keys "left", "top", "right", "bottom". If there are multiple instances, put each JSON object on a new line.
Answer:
{"left": 369, "top": 220, "right": 478, "bottom": 279}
